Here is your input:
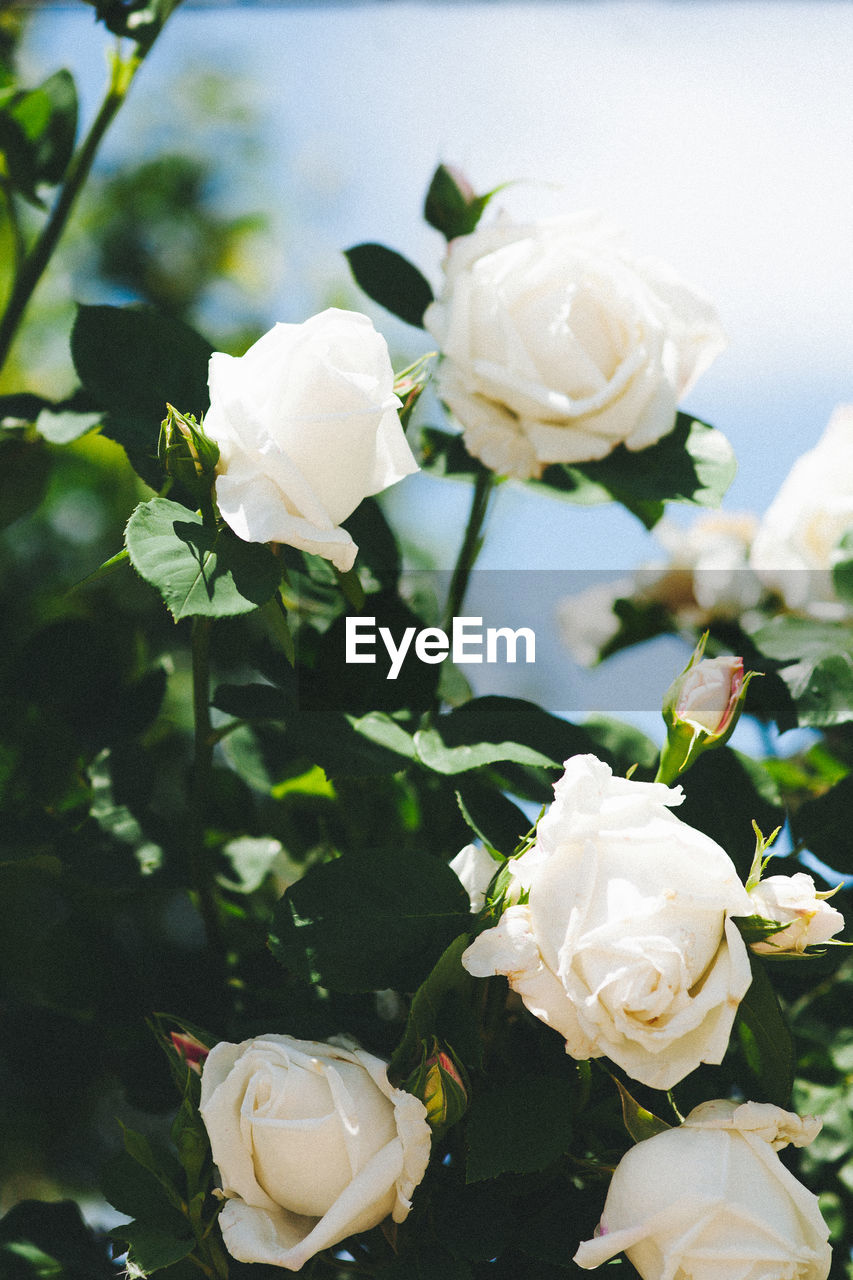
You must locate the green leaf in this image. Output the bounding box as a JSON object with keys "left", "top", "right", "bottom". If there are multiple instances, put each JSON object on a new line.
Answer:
{"left": 735, "top": 952, "right": 794, "bottom": 1107}
{"left": 415, "top": 697, "right": 601, "bottom": 776}
{"left": 344, "top": 710, "right": 417, "bottom": 760}
{"left": 0, "top": 1200, "right": 116, "bottom": 1278}
{"left": 674, "top": 747, "right": 785, "bottom": 881}
{"left": 0, "top": 435, "right": 51, "bottom": 528}
{"left": 465, "top": 1075, "right": 574, "bottom": 1182}
{"left": 423, "top": 164, "right": 498, "bottom": 240}
{"left": 345, "top": 243, "right": 434, "bottom": 328}
{"left": 455, "top": 780, "right": 530, "bottom": 856}
{"left": 377, "top": 1248, "right": 473, "bottom": 1280}
{"left": 792, "top": 775, "right": 853, "bottom": 877}
{"left": 597, "top": 597, "right": 677, "bottom": 663}
{"left": 752, "top": 615, "right": 853, "bottom": 727}
{"left": 534, "top": 414, "right": 736, "bottom": 529}
{"left": 430, "top": 1179, "right": 515, "bottom": 1263}
{"left": 0, "top": 70, "right": 77, "bottom": 201}
{"left": 125, "top": 498, "right": 281, "bottom": 620}
{"left": 390, "top": 933, "right": 480, "bottom": 1079}
{"left": 582, "top": 715, "right": 660, "bottom": 775}
{"left": 269, "top": 849, "right": 470, "bottom": 993}
{"left": 419, "top": 426, "right": 480, "bottom": 479}
{"left": 35, "top": 408, "right": 102, "bottom": 444}
{"left": 71, "top": 305, "right": 212, "bottom": 490}
{"left": 732, "top": 914, "right": 793, "bottom": 947}
{"left": 341, "top": 496, "right": 401, "bottom": 591}
{"left": 832, "top": 530, "right": 853, "bottom": 605}
{"left": 416, "top": 727, "right": 554, "bottom": 775}
{"left": 747, "top": 614, "right": 850, "bottom": 727}
{"left": 212, "top": 682, "right": 291, "bottom": 722}
{"left": 100, "top": 1150, "right": 185, "bottom": 1229}
{"left": 170, "top": 1096, "right": 208, "bottom": 1195}
{"left": 224, "top": 710, "right": 415, "bottom": 790}
{"left": 111, "top": 1222, "right": 195, "bottom": 1274}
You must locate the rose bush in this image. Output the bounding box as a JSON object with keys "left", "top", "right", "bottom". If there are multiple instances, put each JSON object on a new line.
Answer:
{"left": 749, "top": 873, "right": 844, "bottom": 955}
{"left": 199, "top": 1034, "right": 431, "bottom": 1270}
{"left": 461, "top": 754, "right": 753, "bottom": 1089}
{"left": 203, "top": 308, "right": 419, "bottom": 570}
{"left": 574, "top": 1099, "right": 831, "bottom": 1280}
{"left": 750, "top": 404, "right": 853, "bottom": 613}
{"left": 422, "top": 214, "right": 725, "bottom": 479}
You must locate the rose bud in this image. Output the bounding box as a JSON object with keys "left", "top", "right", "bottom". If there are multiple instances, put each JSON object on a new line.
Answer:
{"left": 748, "top": 872, "right": 844, "bottom": 955}
{"left": 393, "top": 353, "right": 433, "bottom": 431}
{"left": 169, "top": 1030, "right": 210, "bottom": 1075}
{"left": 657, "top": 637, "right": 756, "bottom": 784}
{"left": 405, "top": 1039, "right": 468, "bottom": 1137}
{"left": 158, "top": 404, "right": 220, "bottom": 501}
{"left": 575, "top": 1100, "right": 830, "bottom": 1280}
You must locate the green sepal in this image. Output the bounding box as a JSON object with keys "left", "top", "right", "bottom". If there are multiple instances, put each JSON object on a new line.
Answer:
{"left": 612, "top": 1077, "right": 673, "bottom": 1144}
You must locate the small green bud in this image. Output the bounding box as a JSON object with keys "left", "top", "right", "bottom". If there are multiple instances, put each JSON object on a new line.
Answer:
{"left": 393, "top": 354, "right": 433, "bottom": 431}
{"left": 158, "top": 404, "right": 220, "bottom": 500}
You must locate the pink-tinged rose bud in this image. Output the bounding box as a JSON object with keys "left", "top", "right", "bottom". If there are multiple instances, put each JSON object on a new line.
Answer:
{"left": 405, "top": 1039, "right": 468, "bottom": 1136}
{"left": 657, "top": 637, "right": 757, "bottom": 785}
{"left": 170, "top": 1031, "right": 210, "bottom": 1075}
{"left": 674, "top": 655, "right": 744, "bottom": 735}
{"left": 748, "top": 873, "right": 845, "bottom": 955}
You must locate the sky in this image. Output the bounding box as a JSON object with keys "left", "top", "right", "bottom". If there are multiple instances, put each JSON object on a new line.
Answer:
{"left": 18, "top": 1, "right": 853, "bottom": 723}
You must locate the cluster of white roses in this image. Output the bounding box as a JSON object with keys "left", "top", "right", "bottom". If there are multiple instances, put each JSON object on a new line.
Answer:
{"left": 198, "top": 754, "right": 841, "bottom": 1276}
{"left": 188, "top": 205, "right": 844, "bottom": 1278}
{"left": 560, "top": 405, "right": 853, "bottom": 666}
{"left": 200, "top": 206, "right": 731, "bottom": 569}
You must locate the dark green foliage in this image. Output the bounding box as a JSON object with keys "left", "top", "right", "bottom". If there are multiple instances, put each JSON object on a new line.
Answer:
{"left": 345, "top": 243, "right": 435, "bottom": 328}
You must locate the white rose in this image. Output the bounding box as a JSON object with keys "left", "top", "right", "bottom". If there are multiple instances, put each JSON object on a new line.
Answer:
{"left": 449, "top": 842, "right": 500, "bottom": 912}
{"left": 203, "top": 309, "right": 419, "bottom": 571}
{"left": 574, "top": 1099, "right": 831, "bottom": 1280}
{"left": 199, "top": 1034, "right": 431, "bottom": 1270}
{"left": 556, "top": 576, "right": 634, "bottom": 667}
{"left": 749, "top": 873, "right": 844, "bottom": 955}
{"left": 423, "top": 214, "right": 725, "bottom": 480}
{"left": 461, "top": 755, "right": 753, "bottom": 1090}
{"left": 750, "top": 405, "right": 853, "bottom": 613}
{"left": 648, "top": 510, "right": 763, "bottom": 619}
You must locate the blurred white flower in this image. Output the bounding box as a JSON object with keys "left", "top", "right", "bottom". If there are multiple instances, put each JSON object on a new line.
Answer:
{"left": 750, "top": 405, "right": 853, "bottom": 614}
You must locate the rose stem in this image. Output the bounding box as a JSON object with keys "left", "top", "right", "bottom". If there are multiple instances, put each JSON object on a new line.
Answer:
{"left": 0, "top": 40, "right": 150, "bottom": 373}
{"left": 441, "top": 464, "right": 497, "bottom": 633}
{"left": 189, "top": 615, "right": 227, "bottom": 979}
